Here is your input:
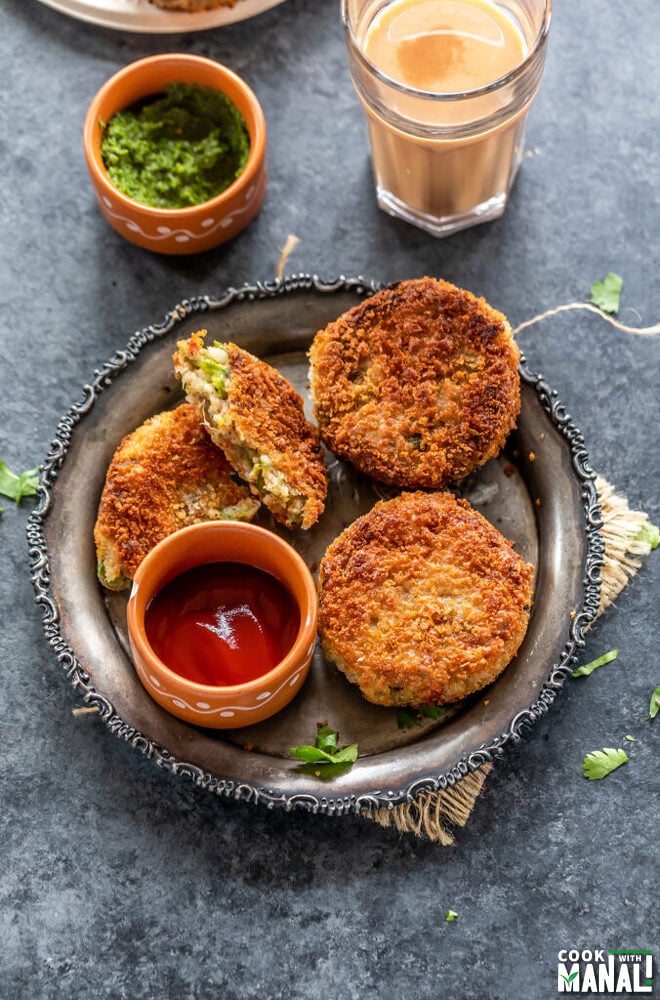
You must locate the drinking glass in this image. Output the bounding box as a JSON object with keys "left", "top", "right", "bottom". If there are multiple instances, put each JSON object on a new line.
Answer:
{"left": 341, "top": 0, "right": 552, "bottom": 237}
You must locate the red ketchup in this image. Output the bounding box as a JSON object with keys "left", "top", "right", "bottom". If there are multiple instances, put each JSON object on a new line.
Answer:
{"left": 145, "top": 562, "right": 300, "bottom": 687}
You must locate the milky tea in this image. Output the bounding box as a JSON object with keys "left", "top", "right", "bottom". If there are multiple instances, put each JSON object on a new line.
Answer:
{"left": 342, "top": 0, "right": 552, "bottom": 236}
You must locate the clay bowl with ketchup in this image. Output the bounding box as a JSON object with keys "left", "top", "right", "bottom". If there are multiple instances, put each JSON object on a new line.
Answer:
{"left": 83, "top": 53, "right": 267, "bottom": 254}
{"left": 126, "top": 522, "right": 317, "bottom": 729}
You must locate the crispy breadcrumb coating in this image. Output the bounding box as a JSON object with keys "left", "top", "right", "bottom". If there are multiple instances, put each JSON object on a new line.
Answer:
{"left": 94, "top": 403, "right": 259, "bottom": 590}
{"left": 309, "top": 277, "right": 520, "bottom": 488}
{"left": 173, "top": 331, "right": 327, "bottom": 529}
{"left": 317, "top": 491, "right": 534, "bottom": 707}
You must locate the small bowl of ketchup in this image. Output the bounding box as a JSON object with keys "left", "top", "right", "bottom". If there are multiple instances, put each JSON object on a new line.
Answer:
{"left": 126, "top": 522, "right": 317, "bottom": 729}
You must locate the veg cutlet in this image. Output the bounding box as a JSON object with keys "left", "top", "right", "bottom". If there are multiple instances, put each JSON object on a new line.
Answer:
{"left": 94, "top": 403, "right": 259, "bottom": 590}
{"left": 317, "top": 491, "right": 534, "bottom": 708}
{"left": 309, "top": 277, "right": 521, "bottom": 488}
{"left": 173, "top": 331, "right": 327, "bottom": 530}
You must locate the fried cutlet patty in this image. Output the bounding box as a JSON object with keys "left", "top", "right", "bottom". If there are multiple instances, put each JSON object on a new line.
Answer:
{"left": 309, "top": 277, "right": 521, "bottom": 488}
{"left": 173, "top": 331, "right": 327, "bottom": 530}
{"left": 317, "top": 491, "right": 534, "bottom": 708}
{"left": 94, "top": 403, "right": 259, "bottom": 590}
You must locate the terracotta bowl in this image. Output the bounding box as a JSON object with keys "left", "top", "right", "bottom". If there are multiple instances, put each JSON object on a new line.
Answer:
{"left": 83, "top": 53, "right": 267, "bottom": 254}
{"left": 126, "top": 522, "right": 317, "bottom": 729}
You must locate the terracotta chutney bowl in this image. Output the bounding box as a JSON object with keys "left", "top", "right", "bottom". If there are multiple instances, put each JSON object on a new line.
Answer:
{"left": 127, "top": 522, "right": 317, "bottom": 729}
{"left": 83, "top": 53, "right": 267, "bottom": 254}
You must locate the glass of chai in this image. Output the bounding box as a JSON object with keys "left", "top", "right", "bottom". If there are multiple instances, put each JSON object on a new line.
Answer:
{"left": 341, "top": 0, "right": 552, "bottom": 237}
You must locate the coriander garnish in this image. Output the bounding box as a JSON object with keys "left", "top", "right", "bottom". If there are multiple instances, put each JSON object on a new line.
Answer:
{"left": 445, "top": 910, "right": 459, "bottom": 922}
{"left": 582, "top": 747, "right": 628, "bottom": 780}
{"left": 290, "top": 725, "right": 358, "bottom": 780}
{"left": 396, "top": 705, "right": 445, "bottom": 729}
{"left": 649, "top": 686, "right": 660, "bottom": 721}
{"left": 0, "top": 460, "right": 39, "bottom": 514}
{"left": 590, "top": 272, "right": 623, "bottom": 315}
{"left": 572, "top": 648, "right": 619, "bottom": 678}
{"left": 635, "top": 522, "right": 660, "bottom": 550}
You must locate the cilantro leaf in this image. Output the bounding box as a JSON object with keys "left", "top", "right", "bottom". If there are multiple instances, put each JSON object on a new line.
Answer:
{"left": 290, "top": 725, "right": 358, "bottom": 774}
{"left": 315, "top": 726, "right": 339, "bottom": 754}
{"left": 421, "top": 704, "right": 445, "bottom": 720}
{"left": 397, "top": 704, "right": 445, "bottom": 728}
{"left": 397, "top": 708, "right": 422, "bottom": 729}
{"left": 590, "top": 272, "right": 623, "bottom": 314}
{"left": 572, "top": 648, "right": 619, "bottom": 678}
{"left": 289, "top": 743, "right": 358, "bottom": 765}
{"left": 289, "top": 745, "right": 338, "bottom": 764}
{"left": 0, "top": 461, "right": 39, "bottom": 504}
{"left": 330, "top": 744, "right": 359, "bottom": 764}
{"left": 649, "top": 686, "right": 660, "bottom": 720}
{"left": 636, "top": 522, "right": 660, "bottom": 550}
{"left": 582, "top": 747, "right": 628, "bottom": 780}
{"left": 445, "top": 910, "right": 458, "bottom": 922}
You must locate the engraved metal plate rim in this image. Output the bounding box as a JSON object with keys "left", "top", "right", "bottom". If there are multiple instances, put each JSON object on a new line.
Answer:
{"left": 26, "top": 274, "right": 603, "bottom": 817}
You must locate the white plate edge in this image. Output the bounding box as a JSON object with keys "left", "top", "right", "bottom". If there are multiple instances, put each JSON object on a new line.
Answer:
{"left": 35, "top": 0, "right": 286, "bottom": 34}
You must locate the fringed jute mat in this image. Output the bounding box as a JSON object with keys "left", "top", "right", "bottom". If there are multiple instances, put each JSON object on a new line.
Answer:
{"left": 364, "top": 475, "right": 656, "bottom": 844}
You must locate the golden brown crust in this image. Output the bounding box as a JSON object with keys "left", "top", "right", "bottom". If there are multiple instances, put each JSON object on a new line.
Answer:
{"left": 309, "top": 277, "right": 521, "bottom": 488}
{"left": 94, "top": 403, "right": 258, "bottom": 589}
{"left": 224, "top": 343, "right": 327, "bottom": 522}
{"left": 317, "top": 491, "right": 534, "bottom": 707}
{"left": 173, "top": 332, "right": 328, "bottom": 529}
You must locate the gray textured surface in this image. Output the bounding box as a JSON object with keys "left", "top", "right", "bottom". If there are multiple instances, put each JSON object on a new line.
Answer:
{"left": 1, "top": 1, "right": 658, "bottom": 998}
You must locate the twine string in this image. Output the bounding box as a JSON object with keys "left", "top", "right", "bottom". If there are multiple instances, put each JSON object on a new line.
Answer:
{"left": 512, "top": 302, "right": 660, "bottom": 337}
{"left": 275, "top": 234, "right": 300, "bottom": 281}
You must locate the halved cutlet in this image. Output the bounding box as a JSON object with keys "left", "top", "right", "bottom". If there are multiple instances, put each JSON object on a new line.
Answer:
{"left": 173, "top": 331, "right": 327, "bottom": 529}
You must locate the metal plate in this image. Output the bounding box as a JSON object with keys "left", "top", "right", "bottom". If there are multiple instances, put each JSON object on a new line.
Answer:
{"left": 28, "top": 275, "right": 602, "bottom": 816}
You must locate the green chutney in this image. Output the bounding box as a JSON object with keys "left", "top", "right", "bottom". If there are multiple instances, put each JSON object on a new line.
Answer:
{"left": 101, "top": 83, "right": 251, "bottom": 209}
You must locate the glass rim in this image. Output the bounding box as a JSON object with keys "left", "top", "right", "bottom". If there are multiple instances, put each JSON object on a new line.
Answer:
{"left": 340, "top": 0, "right": 552, "bottom": 102}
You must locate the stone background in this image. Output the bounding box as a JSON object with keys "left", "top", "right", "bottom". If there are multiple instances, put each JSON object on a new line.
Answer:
{"left": 1, "top": 1, "right": 657, "bottom": 997}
